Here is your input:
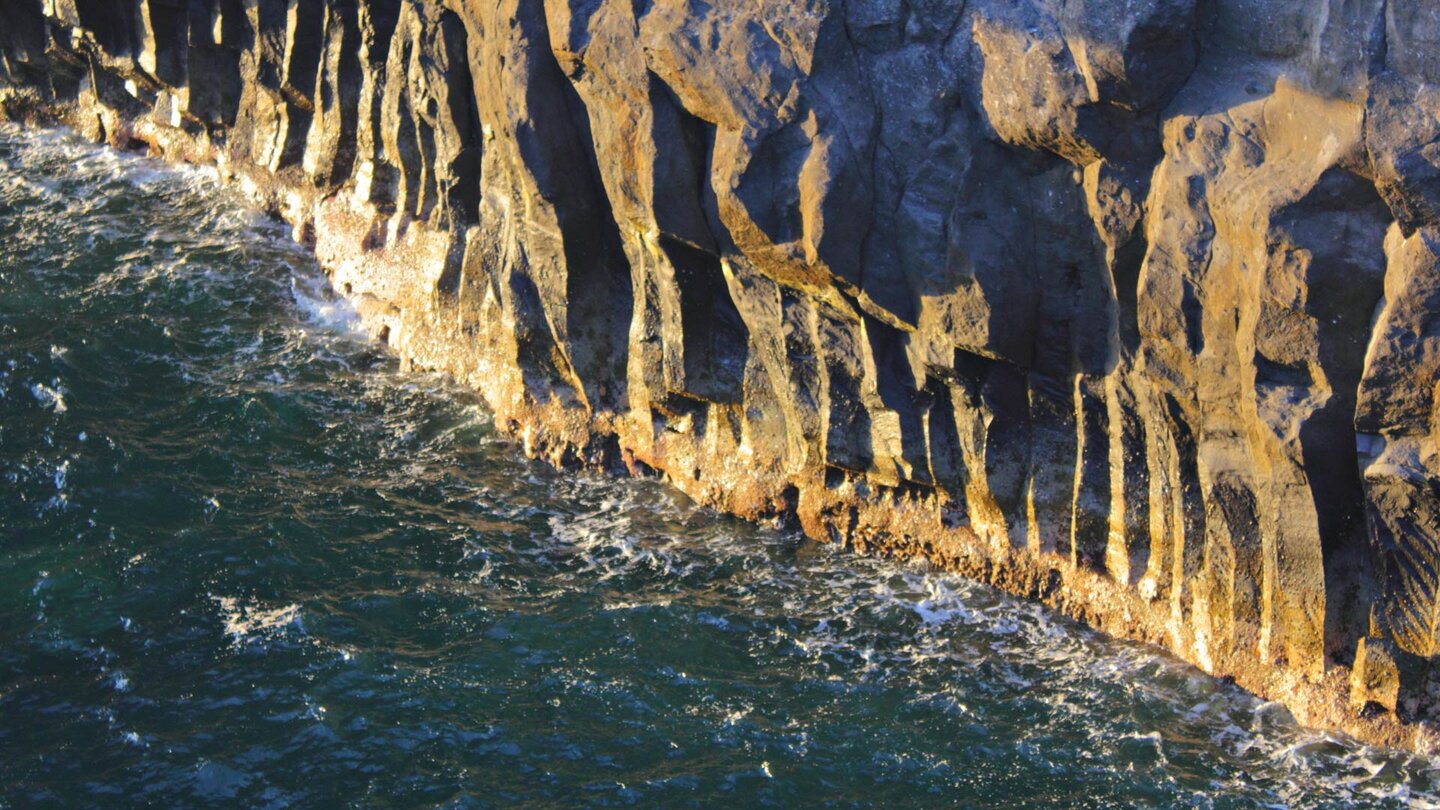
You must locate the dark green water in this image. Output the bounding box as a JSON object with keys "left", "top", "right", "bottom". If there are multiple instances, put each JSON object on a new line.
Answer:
{"left": 0, "top": 124, "right": 1436, "bottom": 809}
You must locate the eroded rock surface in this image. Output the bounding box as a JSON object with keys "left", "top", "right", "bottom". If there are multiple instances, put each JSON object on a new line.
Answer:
{"left": 4, "top": 0, "right": 1440, "bottom": 750}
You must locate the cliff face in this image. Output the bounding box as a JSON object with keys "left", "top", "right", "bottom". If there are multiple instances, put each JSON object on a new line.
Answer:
{"left": 4, "top": 0, "right": 1440, "bottom": 748}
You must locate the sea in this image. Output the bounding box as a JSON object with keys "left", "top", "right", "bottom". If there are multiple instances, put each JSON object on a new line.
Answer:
{"left": 1, "top": 124, "right": 1437, "bottom": 808}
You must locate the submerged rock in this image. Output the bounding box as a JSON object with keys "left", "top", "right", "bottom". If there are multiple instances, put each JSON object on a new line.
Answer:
{"left": 3, "top": 0, "right": 1439, "bottom": 751}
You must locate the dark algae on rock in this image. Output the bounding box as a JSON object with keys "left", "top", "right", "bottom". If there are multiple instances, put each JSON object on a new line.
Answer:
{"left": 3, "top": 0, "right": 1440, "bottom": 752}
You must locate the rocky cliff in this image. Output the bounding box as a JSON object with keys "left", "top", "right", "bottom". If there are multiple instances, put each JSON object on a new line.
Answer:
{"left": 4, "top": 0, "right": 1440, "bottom": 750}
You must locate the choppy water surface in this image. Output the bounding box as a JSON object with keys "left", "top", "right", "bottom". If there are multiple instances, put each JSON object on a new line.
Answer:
{"left": 0, "top": 125, "right": 1436, "bottom": 808}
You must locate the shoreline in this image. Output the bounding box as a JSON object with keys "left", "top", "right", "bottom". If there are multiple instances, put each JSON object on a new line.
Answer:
{"left": 5, "top": 93, "right": 1433, "bottom": 755}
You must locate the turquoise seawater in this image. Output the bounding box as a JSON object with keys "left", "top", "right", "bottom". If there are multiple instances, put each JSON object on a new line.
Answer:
{"left": 1, "top": 124, "right": 1437, "bottom": 808}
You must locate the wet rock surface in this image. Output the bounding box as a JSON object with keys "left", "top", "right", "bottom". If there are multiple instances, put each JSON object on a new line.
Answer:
{"left": 3, "top": 0, "right": 1439, "bottom": 751}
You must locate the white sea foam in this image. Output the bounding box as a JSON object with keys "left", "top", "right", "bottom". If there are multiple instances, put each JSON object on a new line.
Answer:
{"left": 212, "top": 596, "right": 304, "bottom": 645}
{"left": 29, "top": 380, "right": 67, "bottom": 413}
{"left": 289, "top": 274, "right": 364, "bottom": 337}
